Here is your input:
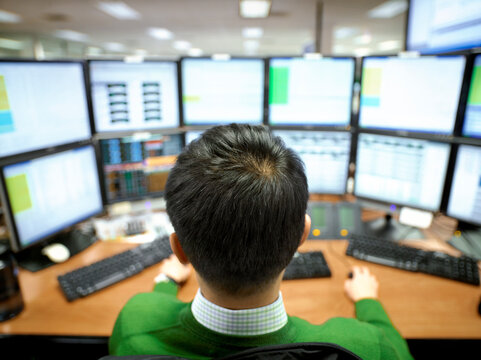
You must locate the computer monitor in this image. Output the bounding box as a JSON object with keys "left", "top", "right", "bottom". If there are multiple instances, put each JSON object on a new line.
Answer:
{"left": 99, "top": 133, "right": 183, "bottom": 203}
{"left": 0, "top": 145, "right": 103, "bottom": 255}
{"left": 355, "top": 133, "right": 451, "bottom": 211}
{"left": 359, "top": 56, "right": 466, "bottom": 134}
{"left": 268, "top": 57, "right": 355, "bottom": 127}
{"left": 462, "top": 54, "right": 481, "bottom": 138}
{"left": 0, "top": 61, "right": 92, "bottom": 158}
{"left": 89, "top": 61, "right": 180, "bottom": 133}
{"left": 272, "top": 130, "right": 351, "bottom": 194}
{"left": 407, "top": 0, "right": 481, "bottom": 54}
{"left": 181, "top": 57, "right": 265, "bottom": 125}
{"left": 446, "top": 144, "right": 481, "bottom": 226}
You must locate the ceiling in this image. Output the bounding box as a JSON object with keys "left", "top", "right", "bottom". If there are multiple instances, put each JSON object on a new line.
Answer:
{"left": 0, "top": 0, "right": 407, "bottom": 58}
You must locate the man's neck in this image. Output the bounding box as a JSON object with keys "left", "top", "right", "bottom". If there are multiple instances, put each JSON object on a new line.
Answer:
{"left": 196, "top": 274, "right": 282, "bottom": 310}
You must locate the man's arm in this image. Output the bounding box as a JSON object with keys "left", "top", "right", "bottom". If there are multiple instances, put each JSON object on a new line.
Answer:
{"left": 345, "top": 266, "right": 413, "bottom": 360}
{"left": 153, "top": 254, "right": 192, "bottom": 294}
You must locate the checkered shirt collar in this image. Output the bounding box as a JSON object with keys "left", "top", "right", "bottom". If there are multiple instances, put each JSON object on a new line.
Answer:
{"left": 191, "top": 289, "right": 288, "bottom": 336}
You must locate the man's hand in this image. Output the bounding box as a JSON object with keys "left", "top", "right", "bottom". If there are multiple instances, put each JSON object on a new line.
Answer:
{"left": 158, "top": 254, "right": 192, "bottom": 284}
{"left": 344, "top": 266, "right": 379, "bottom": 302}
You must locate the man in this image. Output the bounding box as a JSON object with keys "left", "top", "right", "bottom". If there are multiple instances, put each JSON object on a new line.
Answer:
{"left": 109, "top": 124, "right": 413, "bottom": 360}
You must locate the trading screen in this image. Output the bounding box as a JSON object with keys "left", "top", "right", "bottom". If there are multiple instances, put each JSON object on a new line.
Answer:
{"left": 273, "top": 130, "right": 351, "bottom": 194}
{"left": 181, "top": 58, "right": 264, "bottom": 125}
{"left": 100, "top": 133, "right": 183, "bottom": 202}
{"left": 89, "top": 61, "right": 179, "bottom": 132}
{"left": 447, "top": 145, "right": 481, "bottom": 225}
{"left": 0, "top": 62, "right": 91, "bottom": 158}
{"left": 269, "top": 57, "right": 354, "bottom": 126}
{"left": 2, "top": 146, "right": 103, "bottom": 248}
{"left": 462, "top": 54, "right": 481, "bottom": 138}
{"left": 359, "top": 56, "right": 465, "bottom": 134}
{"left": 355, "top": 133, "right": 450, "bottom": 211}
{"left": 407, "top": 0, "right": 481, "bottom": 54}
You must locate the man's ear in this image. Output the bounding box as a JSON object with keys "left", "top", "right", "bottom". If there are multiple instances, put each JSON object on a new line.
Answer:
{"left": 170, "top": 233, "right": 190, "bottom": 265}
{"left": 299, "top": 214, "right": 311, "bottom": 248}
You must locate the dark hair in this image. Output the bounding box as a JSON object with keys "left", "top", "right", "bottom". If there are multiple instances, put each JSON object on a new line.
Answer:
{"left": 165, "top": 124, "right": 308, "bottom": 295}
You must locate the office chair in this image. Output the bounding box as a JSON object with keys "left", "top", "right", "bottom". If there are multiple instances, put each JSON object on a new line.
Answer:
{"left": 99, "top": 342, "right": 362, "bottom": 360}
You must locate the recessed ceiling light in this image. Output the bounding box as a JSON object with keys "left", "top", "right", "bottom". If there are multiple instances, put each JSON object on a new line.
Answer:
{"left": 368, "top": 0, "right": 408, "bottom": 19}
{"left": 98, "top": 1, "right": 141, "bottom": 20}
{"left": 104, "top": 42, "right": 126, "bottom": 52}
{"left": 188, "top": 48, "right": 203, "bottom": 57}
{"left": 242, "top": 27, "right": 264, "bottom": 38}
{"left": 239, "top": 0, "right": 271, "bottom": 18}
{"left": 378, "top": 40, "right": 401, "bottom": 51}
{"left": 54, "top": 29, "right": 89, "bottom": 42}
{"left": 0, "top": 9, "right": 21, "bottom": 23}
{"left": 173, "top": 40, "right": 191, "bottom": 51}
{"left": 148, "top": 28, "right": 173, "bottom": 40}
{"left": 0, "top": 38, "right": 23, "bottom": 50}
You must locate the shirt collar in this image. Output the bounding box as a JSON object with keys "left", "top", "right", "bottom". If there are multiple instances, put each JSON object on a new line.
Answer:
{"left": 191, "top": 289, "right": 288, "bottom": 336}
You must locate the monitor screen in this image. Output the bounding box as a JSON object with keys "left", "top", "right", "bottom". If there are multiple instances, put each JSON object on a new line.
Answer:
{"left": 446, "top": 145, "right": 481, "bottom": 226}
{"left": 354, "top": 133, "right": 450, "bottom": 211}
{"left": 181, "top": 58, "right": 264, "bottom": 125}
{"left": 273, "top": 130, "right": 351, "bottom": 194}
{"left": 99, "top": 133, "right": 183, "bottom": 203}
{"left": 407, "top": 0, "right": 481, "bottom": 54}
{"left": 268, "top": 57, "right": 354, "bottom": 127}
{"left": 0, "top": 61, "right": 91, "bottom": 158}
{"left": 462, "top": 54, "right": 481, "bottom": 138}
{"left": 184, "top": 130, "right": 204, "bottom": 145}
{"left": 1, "top": 145, "right": 103, "bottom": 250}
{"left": 359, "top": 56, "right": 465, "bottom": 134}
{"left": 89, "top": 61, "right": 180, "bottom": 133}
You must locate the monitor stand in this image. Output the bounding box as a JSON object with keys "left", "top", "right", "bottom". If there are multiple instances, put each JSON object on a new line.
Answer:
{"left": 364, "top": 214, "right": 425, "bottom": 242}
{"left": 14, "top": 226, "right": 97, "bottom": 272}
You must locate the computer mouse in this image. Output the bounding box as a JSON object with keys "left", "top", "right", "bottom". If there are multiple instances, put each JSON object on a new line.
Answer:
{"left": 42, "top": 243, "right": 70, "bottom": 263}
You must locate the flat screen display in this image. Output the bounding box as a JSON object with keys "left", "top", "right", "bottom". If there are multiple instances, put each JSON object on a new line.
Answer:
{"left": 462, "top": 54, "right": 481, "bottom": 138}
{"left": 354, "top": 133, "right": 450, "bottom": 211}
{"left": 89, "top": 61, "right": 180, "bottom": 133}
{"left": 359, "top": 56, "right": 465, "bottom": 134}
{"left": 181, "top": 58, "right": 264, "bottom": 125}
{"left": 407, "top": 0, "right": 481, "bottom": 54}
{"left": 0, "top": 61, "right": 91, "bottom": 158}
{"left": 1, "top": 146, "right": 103, "bottom": 249}
{"left": 268, "top": 57, "right": 354, "bottom": 127}
{"left": 446, "top": 145, "right": 481, "bottom": 226}
{"left": 273, "top": 130, "right": 351, "bottom": 194}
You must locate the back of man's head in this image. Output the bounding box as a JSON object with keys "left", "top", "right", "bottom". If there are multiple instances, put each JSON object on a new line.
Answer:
{"left": 165, "top": 124, "right": 308, "bottom": 295}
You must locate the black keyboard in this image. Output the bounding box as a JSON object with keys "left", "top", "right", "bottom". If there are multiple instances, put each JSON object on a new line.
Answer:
{"left": 346, "top": 234, "right": 480, "bottom": 286}
{"left": 283, "top": 251, "right": 331, "bottom": 280}
{"left": 58, "top": 236, "right": 172, "bottom": 301}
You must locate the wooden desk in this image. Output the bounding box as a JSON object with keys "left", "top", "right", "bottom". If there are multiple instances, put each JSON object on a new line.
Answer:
{"left": 0, "top": 239, "right": 480, "bottom": 339}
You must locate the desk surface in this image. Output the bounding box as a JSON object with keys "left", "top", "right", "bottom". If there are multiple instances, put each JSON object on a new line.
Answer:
{"left": 1, "top": 239, "right": 480, "bottom": 339}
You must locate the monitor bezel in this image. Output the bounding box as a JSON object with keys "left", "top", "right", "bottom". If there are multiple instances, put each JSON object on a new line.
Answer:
{"left": 441, "top": 142, "right": 481, "bottom": 226}
{"left": 86, "top": 58, "right": 182, "bottom": 134}
{"left": 266, "top": 56, "right": 356, "bottom": 129}
{"left": 271, "top": 128, "right": 354, "bottom": 195}
{"left": 0, "top": 58, "right": 94, "bottom": 161}
{"left": 179, "top": 56, "right": 267, "bottom": 127}
{"left": 356, "top": 54, "right": 468, "bottom": 137}
{"left": 97, "top": 130, "right": 185, "bottom": 204}
{"left": 352, "top": 131, "right": 453, "bottom": 213}
{"left": 0, "top": 143, "right": 105, "bottom": 253}
{"left": 405, "top": 0, "right": 481, "bottom": 55}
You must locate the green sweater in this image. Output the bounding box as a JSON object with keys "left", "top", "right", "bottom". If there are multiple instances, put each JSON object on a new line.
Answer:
{"left": 109, "top": 281, "right": 413, "bottom": 360}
